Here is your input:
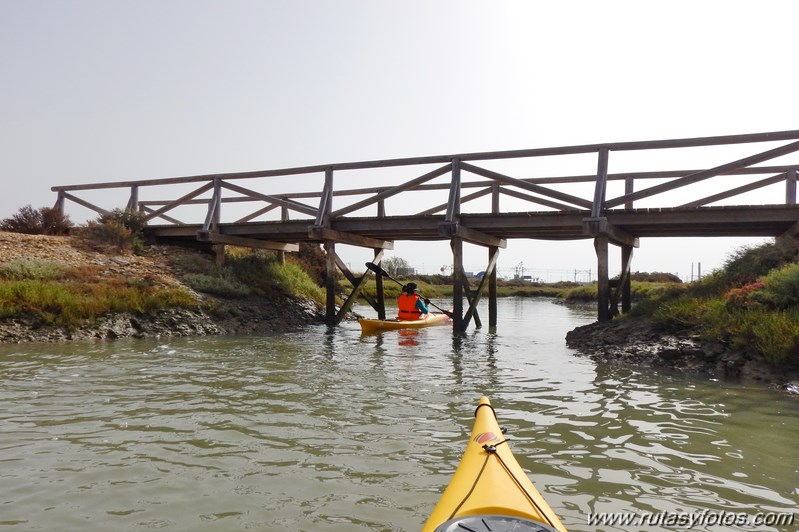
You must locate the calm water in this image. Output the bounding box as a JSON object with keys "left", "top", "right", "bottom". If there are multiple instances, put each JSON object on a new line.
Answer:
{"left": 1, "top": 298, "right": 797, "bottom": 531}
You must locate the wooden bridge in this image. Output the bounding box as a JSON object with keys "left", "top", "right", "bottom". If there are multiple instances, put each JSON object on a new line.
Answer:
{"left": 52, "top": 130, "right": 799, "bottom": 330}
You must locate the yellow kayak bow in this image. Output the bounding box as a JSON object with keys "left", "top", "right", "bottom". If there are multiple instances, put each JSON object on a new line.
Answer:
{"left": 423, "top": 396, "right": 568, "bottom": 532}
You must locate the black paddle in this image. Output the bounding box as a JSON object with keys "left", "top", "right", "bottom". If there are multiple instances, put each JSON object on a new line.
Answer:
{"left": 364, "top": 262, "right": 454, "bottom": 318}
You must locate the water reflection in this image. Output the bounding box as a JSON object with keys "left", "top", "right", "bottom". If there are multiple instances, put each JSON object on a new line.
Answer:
{"left": 0, "top": 298, "right": 797, "bottom": 531}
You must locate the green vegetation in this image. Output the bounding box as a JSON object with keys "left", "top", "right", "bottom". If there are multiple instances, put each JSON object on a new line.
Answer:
{"left": 0, "top": 206, "right": 326, "bottom": 328}
{"left": 0, "top": 258, "right": 195, "bottom": 326}
{"left": 183, "top": 248, "right": 326, "bottom": 305}
{"left": 643, "top": 240, "right": 799, "bottom": 365}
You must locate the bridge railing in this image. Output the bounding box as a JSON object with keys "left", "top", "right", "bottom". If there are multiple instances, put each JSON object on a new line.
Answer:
{"left": 52, "top": 130, "right": 799, "bottom": 229}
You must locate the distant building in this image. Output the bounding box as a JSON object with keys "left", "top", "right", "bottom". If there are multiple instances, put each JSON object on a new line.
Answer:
{"left": 396, "top": 267, "right": 416, "bottom": 276}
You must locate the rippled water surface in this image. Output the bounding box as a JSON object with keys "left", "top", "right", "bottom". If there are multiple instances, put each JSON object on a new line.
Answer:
{"left": 1, "top": 298, "right": 797, "bottom": 531}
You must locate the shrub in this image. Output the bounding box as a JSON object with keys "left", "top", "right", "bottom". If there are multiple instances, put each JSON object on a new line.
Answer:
{"left": 78, "top": 209, "right": 146, "bottom": 252}
{"left": 749, "top": 309, "right": 799, "bottom": 365}
{"left": 0, "top": 205, "right": 73, "bottom": 235}
{"left": 724, "top": 281, "right": 765, "bottom": 310}
{"left": 722, "top": 241, "right": 798, "bottom": 285}
{"left": 291, "top": 243, "right": 327, "bottom": 285}
{"left": 562, "top": 284, "right": 597, "bottom": 302}
{"left": 629, "top": 271, "right": 683, "bottom": 283}
{"left": 0, "top": 259, "right": 65, "bottom": 280}
{"left": 748, "top": 263, "right": 799, "bottom": 310}
{"left": 184, "top": 267, "right": 252, "bottom": 298}
{"left": 652, "top": 296, "right": 705, "bottom": 331}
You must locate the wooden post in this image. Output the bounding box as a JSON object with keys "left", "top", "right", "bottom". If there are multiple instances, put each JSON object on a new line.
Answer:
{"left": 53, "top": 191, "right": 65, "bottom": 213}
{"left": 278, "top": 205, "right": 289, "bottom": 265}
{"left": 621, "top": 244, "right": 633, "bottom": 313}
{"left": 127, "top": 185, "right": 139, "bottom": 212}
{"left": 595, "top": 235, "right": 611, "bottom": 322}
{"left": 324, "top": 240, "right": 337, "bottom": 325}
{"left": 787, "top": 168, "right": 797, "bottom": 206}
{"left": 213, "top": 244, "right": 225, "bottom": 266}
{"left": 212, "top": 178, "right": 221, "bottom": 228}
{"left": 374, "top": 249, "right": 386, "bottom": 320}
{"left": 488, "top": 245, "right": 498, "bottom": 328}
{"left": 446, "top": 159, "right": 461, "bottom": 222}
{"left": 625, "top": 176, "right": 634, "bottom": 210}
{"left": 316, "top": 167, "right": 333, "bottom": 226}
{"left": 591, "top": 148, "right": 609, "bottom": 218}
{"left": 452, "top": 238, "right": 464, "bottom": 331}
{"left": 489, "top": 186, "right": 499, "bottom": 328}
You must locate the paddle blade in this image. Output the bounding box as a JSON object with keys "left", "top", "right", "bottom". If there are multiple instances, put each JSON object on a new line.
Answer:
{"left": 364, "top": 262, "right": 387, "bottom": 276}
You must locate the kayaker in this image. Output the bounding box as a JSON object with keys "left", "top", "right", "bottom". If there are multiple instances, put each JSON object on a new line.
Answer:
{"left": 397, "top": 283, "right": 430, "bottom": 320}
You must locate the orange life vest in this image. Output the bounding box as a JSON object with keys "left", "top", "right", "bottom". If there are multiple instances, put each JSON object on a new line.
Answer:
{"left": 398, "top": 292, "right": 422, "bottom": 320}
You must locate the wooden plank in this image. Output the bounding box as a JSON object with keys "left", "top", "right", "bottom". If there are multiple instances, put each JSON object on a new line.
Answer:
{"left": 308, "top": 227, "right": 394, "bottom": 249}
{"left": 606, "top": 140, "right": 799, "bottom": 208}
{"left": 332, "top": 254, "right": 377, "bottom": 324}
{"left": 461, "top": 277, "right": 482, "bottom": 329}
{"left": 143, "top": 181, "right": 214, "bottom": 222}
{"left": 220, "top": 181, "right": 318, "bottom": 217}
{"left": 461, "top": 161, "right": 594, "bottom": 209}
{"left": 463, "top": 247, "right": 499, "bottom": 328}
{"left": 582, "top": 217, "right": 639, "bottom": 247}
{"left": 497, "top": 186, "right": 578, "bottom": 211}
{"left": 438, "top": 223, "right": 507, "bottom": 248}
{"left": 680, "top": 172, "right": 788, "bottom": 208}
{"left": 780, "top": 220, "right": 799, "bottom": 238}
{"left": 61, "top": 192, "right": 110, "bottom": 217}
{"left": 417, "top": 187, "right": 492, "bottom": 216}
{"left": 331, "top": 164, "right": 451, "bottom": 218}
{"left": 235, "top": 203, "right": 280, "bottom": 223}
{"left": 196, "top": 231, "right": 299, "bottom": 252}
{"left": 140, "top": 205, "right": 183, "bottom": 225}
{"left": 51, "top": 130, "right": 799, "bottom": 194}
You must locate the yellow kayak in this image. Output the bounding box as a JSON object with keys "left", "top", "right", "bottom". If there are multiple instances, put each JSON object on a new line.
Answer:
{"left": 423, "top": 396, "right": 567, "bottom": 532}
{"left": 357, "top": 312, "right": 451, "bottom": 333}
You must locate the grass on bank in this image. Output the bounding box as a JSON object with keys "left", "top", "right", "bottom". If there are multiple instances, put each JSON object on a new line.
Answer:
{"left": 641, "top": 241, "right": 799, "bottom": 366}
{"left": 0, "top": 259, "right": 195, "bottom": 327}
{"left": 181, "top": 248, "right": 326, "bottom": 306}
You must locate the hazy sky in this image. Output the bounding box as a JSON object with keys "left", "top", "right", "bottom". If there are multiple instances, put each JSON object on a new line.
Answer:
{"left": 2, "top": 1, "right": 797, "bottom": 280}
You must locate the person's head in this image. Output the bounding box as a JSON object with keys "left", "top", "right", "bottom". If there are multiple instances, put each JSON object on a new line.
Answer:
{"left": 404, "top": 282, "right": 418, "bottom": 294}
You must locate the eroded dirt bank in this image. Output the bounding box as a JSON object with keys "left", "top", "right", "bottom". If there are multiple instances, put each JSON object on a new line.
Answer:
{"left": 0, "top": 232, "right": 324, "bottom": 343}
{"left": 566, "top": 315, "right": 799, "bottom": 392}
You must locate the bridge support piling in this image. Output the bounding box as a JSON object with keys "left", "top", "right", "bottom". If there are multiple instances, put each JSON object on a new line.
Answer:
{"left": 324, "top": 241, "right": 336, "bottom": 325}
{"left": 374, "top": 250, "right": 386, "bottom": 320}
{"left": 488, "top": 246, "right": 498, "bottom": 327}
{"left": 451, "top": 238, "right": 464, "bottom": 331}
{"left": 620, "top": 245, "right": 633, "bottom": 314}
{"left": 594, "top": 235, "right": 611, "bottom": 322}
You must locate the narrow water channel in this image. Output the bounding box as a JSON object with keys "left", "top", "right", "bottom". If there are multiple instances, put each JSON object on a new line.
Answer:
{"left": 1, "top": 298, "right": 797, "bottom": 531}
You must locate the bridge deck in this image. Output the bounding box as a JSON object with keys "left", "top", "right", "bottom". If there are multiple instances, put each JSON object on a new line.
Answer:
{"left": 147, "top": 204, "right": 799, "bottom": 246}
